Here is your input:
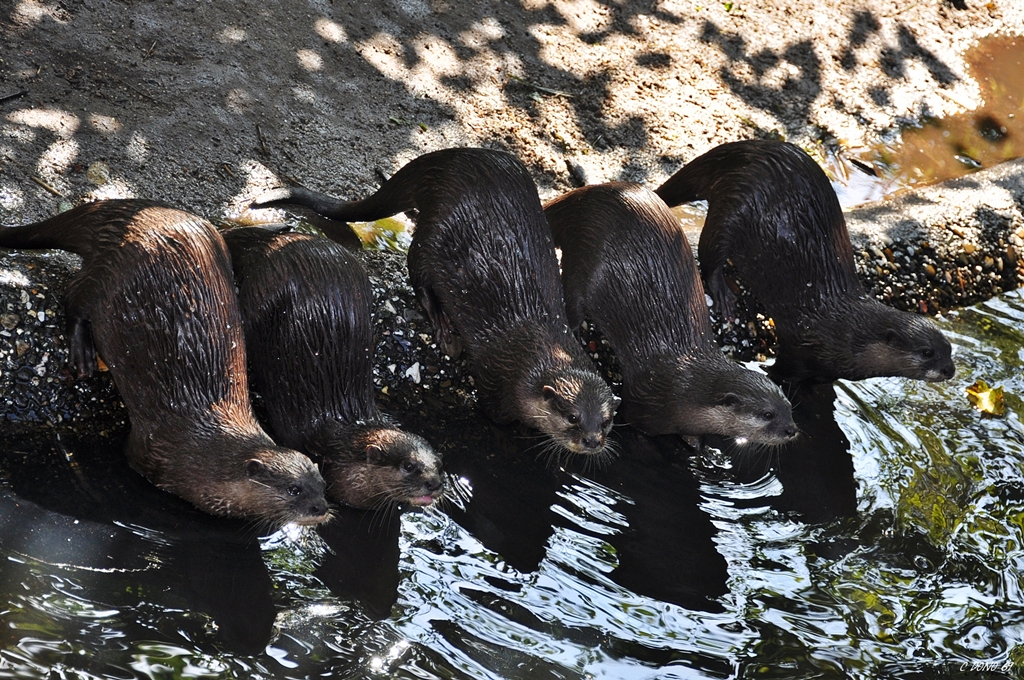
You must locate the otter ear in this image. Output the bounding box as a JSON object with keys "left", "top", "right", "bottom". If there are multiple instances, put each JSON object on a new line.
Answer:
{"left": 366, "top": 445, "right": 387, "bottom": 465}
{"left": 542, "top": 385, "right": 572, "bottom": 412}
{"left": 245, "top": 459, "right": 266, "bottom": 478}
{"left": 719, "top": 393, "right": 740, "bottom": 407}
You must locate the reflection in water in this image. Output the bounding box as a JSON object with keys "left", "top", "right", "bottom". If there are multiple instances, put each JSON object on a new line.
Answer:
{"left": 411, "top": 402, "right": 729, "bottom": 612}
{"left": 582, "top": 429, "right": 729, "bottom": 612}
{"left": 315, "top": 506, "right": 402, "bottom": 620}
{"left": 440, "top": 418, "right": 564, "bottom": 575}
{"left": 0, "top": 433, "right": 278, "bottom": 656}
{"left": 725, "top": 381, "right": 858, "bottom": 525}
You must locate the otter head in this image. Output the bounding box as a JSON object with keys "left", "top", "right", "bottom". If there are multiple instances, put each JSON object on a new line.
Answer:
{"left": 773, "top": 300, "right": 955, "bottom": 384}
{"left": 324, "top": 426, "right": 445, "bottom": 510}
{"left": 625, "top": 354, "right": 797, "bottom": 446}
{"left": 849, "top": 301, "right": 955, "bottom": 382}
{"left": 525, "top": 368, "right": 620, "bottom": 460}
{"left": 242, "top": 448, "right": 330, "bottom": 527}
{"left": 693, "top": 364, "right": 797, "bottom": 446}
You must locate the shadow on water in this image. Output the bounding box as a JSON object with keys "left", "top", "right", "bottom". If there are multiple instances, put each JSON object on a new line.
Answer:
{"left": 869, "top": 35, "right": 1024, "bottom": 187}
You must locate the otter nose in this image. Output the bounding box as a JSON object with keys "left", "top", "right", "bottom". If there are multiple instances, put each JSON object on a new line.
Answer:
{"left": 424, "top": 477, "right": 444, "bottom": 494}
{"left": 310, "top": 501, "right": 328, "bottom": 517}
{"left": 941, "top": 362, "right": 956, "bottom": 379}
{"left": 582, "top": 435, "right": 603, "bottom": 450}
{"left": 783, "top": 424, "right": 798, "bottom": 439}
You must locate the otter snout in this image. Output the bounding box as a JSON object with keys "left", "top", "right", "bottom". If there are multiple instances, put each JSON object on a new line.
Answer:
{"left": 295, "top": 498, "right": 331, "bottom": 525}
{"left": 409, "top": 473, "right": 446, "bottom": 507}
{"left": 922, "top": 356, "right": 956, "bottom": 382}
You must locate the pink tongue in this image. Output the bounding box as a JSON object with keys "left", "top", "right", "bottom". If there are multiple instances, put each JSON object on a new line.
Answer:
{"left": 410, "top": 495, "right": 435, "bottom": 506}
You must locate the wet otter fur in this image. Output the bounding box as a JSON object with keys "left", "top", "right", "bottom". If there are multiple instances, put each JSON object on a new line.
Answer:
{"left": 252, "top": 148, "right": 619, "bottom": 461}
{"left": 223, "top": 227, "right": 444, "bottom": 510}
{"left": 655, "top": 139, "right": 955, "bottom": 384}
{"left": 544, "top": 183, "right": 796, "bottom": 444}
{"left": 0, "top": 200, "right": 329, "bottom": 526}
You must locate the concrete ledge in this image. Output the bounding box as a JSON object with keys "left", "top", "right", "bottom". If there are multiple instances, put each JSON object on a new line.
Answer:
{"left": 2, "top": 160, "right": 1024, "bottom": 435}
{"left": 848, "top": 157, "right": 1024, "bottom": 312}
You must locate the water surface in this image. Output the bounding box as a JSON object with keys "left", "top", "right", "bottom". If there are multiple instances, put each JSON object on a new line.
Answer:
{"left": 2, "top": 291, "right": 1024, "bottom": 679}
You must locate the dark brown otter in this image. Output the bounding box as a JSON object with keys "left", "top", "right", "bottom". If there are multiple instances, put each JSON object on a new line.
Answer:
{"left": 222, "top": 227, "right": 444, "bottom": 510}
{"left": 544, "top": 183, "right": 797, "bottom": 444}
{"left": 251, "top": 148, "right": 620, "bottom": 461}
{"left": 0, "top": 200, "right": 329, "bottom": 526}
{"left": 655, "top": 139, "right": 955, "bottom": 384}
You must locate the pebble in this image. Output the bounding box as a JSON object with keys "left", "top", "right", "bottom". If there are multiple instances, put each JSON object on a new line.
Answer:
{"left": 405, "top": 362, "right": 421, "bottom": 384}
{"left": 86, "top": 162, "right": 111, "bottom": 185}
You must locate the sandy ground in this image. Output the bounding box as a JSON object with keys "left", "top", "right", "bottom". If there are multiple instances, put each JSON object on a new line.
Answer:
{"left": 3, "top": 0, "right": 1024, "bottom": 433}
{"left": 2, "top": 0, "right": 1022, "bottom": 219}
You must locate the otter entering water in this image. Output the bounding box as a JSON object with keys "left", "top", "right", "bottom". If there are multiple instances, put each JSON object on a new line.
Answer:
{"left": 252, "top": 148, "right": 619, "bottom": 461}
{"left": 545, "top": 183, "right": 796, "bottom": 445}
{"left": 656, "top": 139, "right": 955, "bottom": 384}
{"left": 224, "top": 227, "right": 444, "bottom": 510}
{"left": 0, "top": 200, "right": 329, "bottom": 526}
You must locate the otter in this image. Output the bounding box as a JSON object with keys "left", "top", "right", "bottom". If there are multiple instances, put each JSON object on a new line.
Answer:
{"left": 223, "top": 227, "right": 444, "bottom": 510}
{"left": 251, "top": 148, "right": 620, "bottom": 461}
{"left": 544, "top": 183, "right": 797, "bottom": 444}
{"left": 0, "top": 200, "right": 329, "bottom": 526}
{"left": 655, "top": 139, "right": 955, "bottom": 384}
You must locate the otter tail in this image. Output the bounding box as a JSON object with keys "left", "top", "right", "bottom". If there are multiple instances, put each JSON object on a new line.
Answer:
{"left": 251, "top": 148, "right": 524, "bottom": 226}
{"left": 0, "top": 204, "right": 95, "bottom": 255}
{"left": 250, "top": 167, "right": 423, "bottom": 224}
{"left": 654, "top": 149, "right": 731, "bottom": 208}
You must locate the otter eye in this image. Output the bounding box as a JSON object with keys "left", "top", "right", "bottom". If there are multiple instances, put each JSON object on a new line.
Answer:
{"left": 566, "top": 413, "right": 580, "bottom": 425}
{"left": 287, "top": 484, "right": 302, "bottom": 497}
{"left": 402, "top": 461, "right": 417, "bottom": 474}
{"left": 602, "top": 418, "right": 612, "bottom": 429}
{"left": 761, "top": 410, "right": 775, "bottom": 421}
{"left": 921, "top": 348, "right": 935, "bottom": 359}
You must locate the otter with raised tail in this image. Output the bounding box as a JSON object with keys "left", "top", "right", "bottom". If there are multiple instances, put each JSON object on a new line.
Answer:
{"left": 0, "top": 200, "right": 329, "bottom": 526}
{"left": 223, "top": 227, "right": 445, "bottom": 510}
{"left": 252, "top": 148, "right": 620, "bottom": 461}
{"left": 544, "top": 183, "right": 797, "bottom": 444}
{"left": 655, "top": 139, "right": 955, "bottom": 384}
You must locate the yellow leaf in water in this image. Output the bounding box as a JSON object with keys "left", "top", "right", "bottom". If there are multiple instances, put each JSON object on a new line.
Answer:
{"left": 966, "top": 379, "right": 1005, "bottom": 416}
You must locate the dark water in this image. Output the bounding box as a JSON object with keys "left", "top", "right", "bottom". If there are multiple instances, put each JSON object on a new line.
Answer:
{"left": 3, "top": 291, "right": 1024, "bottom": 679}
